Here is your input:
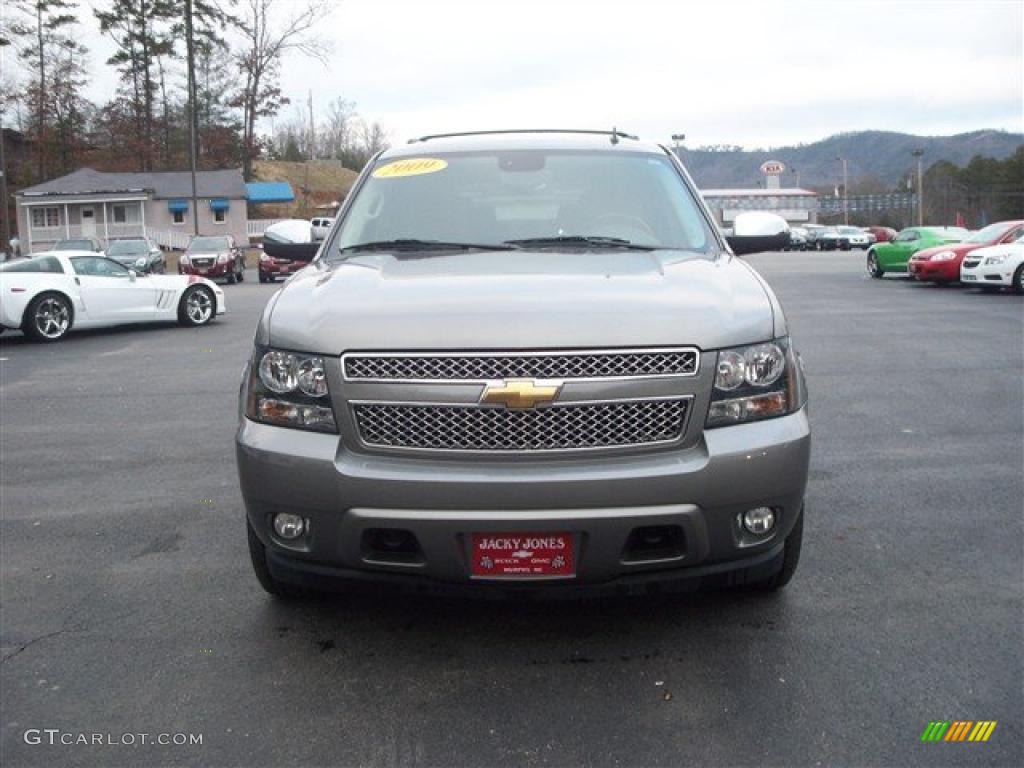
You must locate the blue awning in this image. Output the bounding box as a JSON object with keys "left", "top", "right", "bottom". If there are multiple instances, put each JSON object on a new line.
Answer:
{"left": 245, "top": 181, "right": 295, "bottom": 203}
{"left": 168, "top": 199, "right": 188, "bottom": 212}
{"left": 209, "top": 198, "right": 230, "bottom": 211}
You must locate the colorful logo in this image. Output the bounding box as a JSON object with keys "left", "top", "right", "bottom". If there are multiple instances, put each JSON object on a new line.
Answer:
{"left": 920, "top": 721, "right": 997, "bottom": 742}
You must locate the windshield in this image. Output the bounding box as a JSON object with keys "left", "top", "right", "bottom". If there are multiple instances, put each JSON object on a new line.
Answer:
{"left": 838, "top": 227, "right": 861, "bottom": 235}
{"left": 54, "top": 239, "right": 93, "bottom": 250}
{"left": 332, "top": 150, "right": 714, "bottom": 256}
{"left": 107, "top": 240, "right": 148, "bottom": 256}
{"left": 965, "top": 222, "right": 1017, "bottom": 244}
{"left": 188, "top": 236, "right": 230, "bottom": 252}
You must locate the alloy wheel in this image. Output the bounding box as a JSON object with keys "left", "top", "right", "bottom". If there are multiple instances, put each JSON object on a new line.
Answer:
{"left": 186, "top": 289, "right": 213, "bottom": 323}
{"left": 34, "top": 297, "right": 70, "bottom": 339}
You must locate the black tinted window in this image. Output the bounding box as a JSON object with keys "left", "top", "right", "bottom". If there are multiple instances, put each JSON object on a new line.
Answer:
{"left": 0, "top": 256, "right": 65, "bottom": 273}
{"left": 107, "top": 240, "right": 149, "bottom": 256}
{"left": 71, "top": 257, "right": 130, "bottom": 277}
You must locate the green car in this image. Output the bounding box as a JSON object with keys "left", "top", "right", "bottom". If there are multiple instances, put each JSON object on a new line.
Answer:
{"left": 866, "top": 226, "right": 968, "bottom": 278}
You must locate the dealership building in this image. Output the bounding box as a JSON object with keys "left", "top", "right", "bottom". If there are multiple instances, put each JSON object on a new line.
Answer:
{"left": 699, "top": 187, "right": 820, "bottom": 226}
{"left": 695, "top": 159, "right": 821, "bottom": 226}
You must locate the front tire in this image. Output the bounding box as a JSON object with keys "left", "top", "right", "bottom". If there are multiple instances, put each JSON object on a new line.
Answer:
{"left": 867, "top": 251, "right": 883, "bottom": 278}
{"left": 236, "top": 263, "right": 245, "bottom": 282}
{"left": 1013, "top": 264, "right": 1024, "bottom": 295}
{"left": 23, "top": 292, "right": 72, "bottom": 342}
{"left": 177, "top": 285, "right": 216, "bottom": 327}
{"left": 247, "top": 522, "right": 308, "bottom": 600}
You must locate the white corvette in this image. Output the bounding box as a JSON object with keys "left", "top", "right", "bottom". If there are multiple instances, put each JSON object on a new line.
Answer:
{"left": 0, "top": 250, "right": 225, "bottom": 342}
{"left": 959, "top": 235, "right": 1024, "bottom": 294}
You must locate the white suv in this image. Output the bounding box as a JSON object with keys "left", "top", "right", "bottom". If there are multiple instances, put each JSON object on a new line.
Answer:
{"left": 311, "top": 217, "right": 335, "bottom": 241}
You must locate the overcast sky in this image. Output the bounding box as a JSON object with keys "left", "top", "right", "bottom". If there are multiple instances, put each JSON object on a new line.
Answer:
{"left": 43, "top": 0, "right": 1024, "bottom": 148}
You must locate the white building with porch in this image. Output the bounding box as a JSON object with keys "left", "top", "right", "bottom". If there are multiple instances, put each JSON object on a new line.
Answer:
{"left": 15, "top": 168, "right": 250, "bottom": 253}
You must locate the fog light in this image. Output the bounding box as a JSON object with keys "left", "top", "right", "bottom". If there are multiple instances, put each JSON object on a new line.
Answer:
{"left": 742, "top": 507, "right": 776, "bottom": 535}
{"left": 273, "top": 512, "right": 306, "bottom": 540}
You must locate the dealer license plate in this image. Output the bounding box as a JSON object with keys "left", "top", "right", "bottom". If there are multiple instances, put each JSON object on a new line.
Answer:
{"left": 471, "top": 532, "right": 575, "bottom": 578}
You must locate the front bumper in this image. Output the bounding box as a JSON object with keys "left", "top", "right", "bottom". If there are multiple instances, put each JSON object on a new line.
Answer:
{"left": 909, "top": 259, "right": 959, "bottom": 281}
{"left": 180, "top": 262, "right": 229, "bottom": 277}
{"left": 237, "top": 408, "right": 811, "bottom": 590}
{"left": 259, "top": 260, "right": 300, "bottom": 278}
{"left": 960, "top": 264, "right": 1014, "bottom": 287}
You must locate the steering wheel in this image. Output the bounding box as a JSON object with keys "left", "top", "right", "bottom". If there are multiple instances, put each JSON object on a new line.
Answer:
{"left": 580, "top": 213, "right": 657, "bottom": 243}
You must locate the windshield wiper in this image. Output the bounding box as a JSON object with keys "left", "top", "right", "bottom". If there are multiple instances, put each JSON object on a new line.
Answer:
{"left": 503, "top": 236, "right": 656, "bottom": 251}
{"left": 338, "top": 239, "right": 518, "bottom": 253}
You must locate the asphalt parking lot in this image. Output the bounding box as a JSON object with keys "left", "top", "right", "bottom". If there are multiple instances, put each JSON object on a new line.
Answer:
{"left": 1, "top": 251, "right": 1021, "bottom": 768}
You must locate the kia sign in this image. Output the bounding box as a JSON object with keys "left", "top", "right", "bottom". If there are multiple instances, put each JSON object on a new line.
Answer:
{"left": 761, "top": 160, "right": 786, "bottom": 176}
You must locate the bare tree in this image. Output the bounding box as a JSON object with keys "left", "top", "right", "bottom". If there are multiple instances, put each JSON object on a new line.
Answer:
{"left": 6, "top": 0, "right": 80, "bottom": 179}
{"left": 232, "top": 0, "right": 331, "bottom": 180}
{"left": 321, "top": 96, "right": 357, "bottom": 160}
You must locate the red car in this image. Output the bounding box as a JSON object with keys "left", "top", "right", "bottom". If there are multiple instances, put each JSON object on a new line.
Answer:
{"left": 863, "top": 226, "right": 897, "bottom": 243}
{"left": 908, "top": 220, "right": 1024, "bottom": 283}
{"left": 178, "top": 235, "right": 246, "bottom": 283}
{"left": 258, "top": 251, "right": 301, "bottom": 283}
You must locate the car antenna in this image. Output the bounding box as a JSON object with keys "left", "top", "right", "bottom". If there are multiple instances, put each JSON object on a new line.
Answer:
{"left": 610, "top": 127, "right": 619, "bottom": 145}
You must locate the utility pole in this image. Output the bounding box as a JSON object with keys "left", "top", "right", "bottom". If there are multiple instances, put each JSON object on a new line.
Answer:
{"left": 305, "top": 90, "right": 314, "bottom": 212}
{"left": 185, "top": 0, "right": 199, "bottom": 236}
{"left": 836, "top": 155, "right": 849, "bottom": 225}
{"left": 0, "top": 119, "right": 9, "bottom": 252}
{"left": 912, "top": 149, "right": 924, "bottom": 226}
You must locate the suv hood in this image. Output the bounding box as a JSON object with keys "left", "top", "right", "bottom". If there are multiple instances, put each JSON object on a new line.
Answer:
{"left": 267, "top": 250, "right": 777, "bottom": 354}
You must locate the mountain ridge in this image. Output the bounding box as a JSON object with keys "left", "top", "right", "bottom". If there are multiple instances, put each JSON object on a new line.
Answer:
{"left": 678, "top": 129, "right": 1023, "bottom": 190}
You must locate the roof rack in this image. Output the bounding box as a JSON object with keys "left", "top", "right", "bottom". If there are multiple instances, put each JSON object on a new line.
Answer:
{"left": 407, "top": 128, "right": 640, "bottom": 144}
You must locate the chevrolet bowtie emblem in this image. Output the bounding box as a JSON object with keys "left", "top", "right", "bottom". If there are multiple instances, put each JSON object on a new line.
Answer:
{"left": 480, "top": 379, "right": 563, "bottom": 409}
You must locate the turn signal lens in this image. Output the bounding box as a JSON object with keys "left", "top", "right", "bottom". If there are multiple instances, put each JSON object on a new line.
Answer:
{"left": 257, "top": 398, "right": 336, "bottom": 432}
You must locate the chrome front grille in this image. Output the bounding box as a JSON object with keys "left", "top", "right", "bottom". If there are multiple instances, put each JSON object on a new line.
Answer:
{"left": 191, "top": 257, "right": 214, "bottom": 267}
{"left": 343, "top": 348, "right": 699, "bottom": 381}
{"left": 353, "top": 398, "right": 689, "bottom": 452}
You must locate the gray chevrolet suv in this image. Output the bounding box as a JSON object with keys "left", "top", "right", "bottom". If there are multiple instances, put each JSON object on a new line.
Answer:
{"left": 237, "top": 129, "right": 810, "bottom": 598}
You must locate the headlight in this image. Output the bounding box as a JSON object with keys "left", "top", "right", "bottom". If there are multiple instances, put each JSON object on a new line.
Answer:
{"left": 135, "top": 257, "right": 147, "bottom": 267}
{"left": 706, "top": 338, "right": 806, "bottom": 428}
{"left": 179, "top": 255, "right": 190, "bottom": 265}
{"left": 217, "top": 253, "right": 229, "bottom": 264}
{"left": 932, "top": 251, "right": 957, "bottom": 261}
{"left": 246, "top": 347, "right": 336, "bottom": 433}
{"left": 259, "top": 252, "right": 270, "bottom": 262}
{"left": 984, "top": 255, "right": 1008, "bottom": 265}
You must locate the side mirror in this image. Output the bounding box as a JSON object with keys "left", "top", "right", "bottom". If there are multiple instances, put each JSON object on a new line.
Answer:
{"left": 128, "top": 269, "right": 137, "bottom": 281}
{"left": 726, "top": 212, "right": 790, "bottom": 255}
{"left": 262, "top": 219, "right": 320, "bottom": 262}
{"left": 263, "top": 241, "right": 320, "bottom": 262}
